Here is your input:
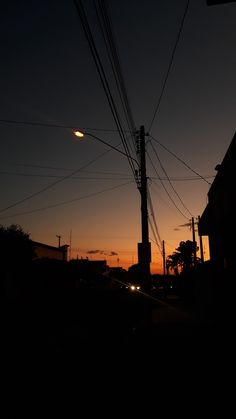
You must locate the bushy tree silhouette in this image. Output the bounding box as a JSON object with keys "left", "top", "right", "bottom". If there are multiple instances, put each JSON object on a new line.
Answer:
{"left": 166, "top": 240, "right": 199, "bottom": 275}
{"left": 166, "top": 252, "right": 181, "bottom": 276}
{"left": 0, "top": 224, "right": 35, "bottom": 277}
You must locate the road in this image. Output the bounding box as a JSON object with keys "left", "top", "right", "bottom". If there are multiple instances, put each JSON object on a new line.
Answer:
{"left": 4, "top": 273, "right": 230, "bottom": 358}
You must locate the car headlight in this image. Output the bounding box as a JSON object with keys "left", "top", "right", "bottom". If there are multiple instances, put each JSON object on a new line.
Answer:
{"left": 130, "top": 285, "right": 140, "bottom": 291}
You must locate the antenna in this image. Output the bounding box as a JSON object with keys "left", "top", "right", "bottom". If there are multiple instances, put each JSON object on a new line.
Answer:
{"left": 56, "top": 235, "right": 61, "bottom": 248}
{"left": 69, "top": 230, "right": 72, "bottom": 260}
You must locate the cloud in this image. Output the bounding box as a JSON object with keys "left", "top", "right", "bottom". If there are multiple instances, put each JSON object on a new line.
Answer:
{"left": 87, "top": 249, "right": 104, "bottom": 254}
{"left": 178, "top": 222, "right": 191, "bottom": 228}
{"left": 86, "top": 250, "right": 118, "bottom": 256}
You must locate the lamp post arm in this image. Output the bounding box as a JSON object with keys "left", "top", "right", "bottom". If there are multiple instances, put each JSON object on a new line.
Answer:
{"left": 84, "top": 132, "right": 139, "bottom": 167}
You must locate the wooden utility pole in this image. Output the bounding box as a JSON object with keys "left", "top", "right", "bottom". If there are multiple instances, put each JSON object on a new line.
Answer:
{"left": 137, "top": 125, "right": 151, "bottom": 286}
{"left": 198, "top": 216, "right": 204, "bottom": 263}
{"left": 191, "top": 217, "right": 197, "bottom": 266}
{"left": 162, "top": 240, "right": 166, "bottom": 276}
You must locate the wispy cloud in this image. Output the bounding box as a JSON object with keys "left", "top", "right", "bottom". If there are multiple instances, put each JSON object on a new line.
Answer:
{"left": 87, "top": 249, "right": 104, "bottom": 254}
{"left": 178, "top": 222, "right": 191, "bottom": 228}
{"left": 86, "top": 249, "right": 118, "bottom": 256}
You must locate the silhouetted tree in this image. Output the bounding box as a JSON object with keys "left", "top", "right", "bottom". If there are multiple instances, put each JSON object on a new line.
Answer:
{"left": 1, "top": 224, "right": 35, "bottom": 278}
{"left": 166, "top": 240, "right": 199, "bottom": 275}
{"left": 166, "top": 253, "right": 181, "bottom": 276}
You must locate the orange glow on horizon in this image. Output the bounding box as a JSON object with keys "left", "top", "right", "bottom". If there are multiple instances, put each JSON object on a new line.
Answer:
{"left": 69, "top": 247, "right": 164, "bottom": 274}
{"left": 68, "top": 237, "right": 210, "bottom": 275}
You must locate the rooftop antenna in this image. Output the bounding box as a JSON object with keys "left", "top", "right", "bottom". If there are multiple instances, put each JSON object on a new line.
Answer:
{"left": 69, "top": 230, "right": 72, "bottom": 260}
{"left": 56, "top": 235, "right": 61, "bottom": 248}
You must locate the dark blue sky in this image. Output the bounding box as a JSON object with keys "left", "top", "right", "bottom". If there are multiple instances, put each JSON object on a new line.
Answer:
{"left": 0, "top": 0, "right": 235, "bottom": 271}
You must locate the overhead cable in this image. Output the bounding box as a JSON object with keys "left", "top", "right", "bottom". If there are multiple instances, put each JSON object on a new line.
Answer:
{"left": 148, "top": 0, "right": 190, "bottom": 132}
{"left": 150, "top": 135, "right": 212, "bottom": 185}
{"left": 94, "top": 0, "right": 137, "bottom": 154}
{"left": 147, "top": 188, "right": 162, "bottom": 247}
{"left": 147, "top": 151, "right": 190, "bottom": 220}
{"left": 0, "top": 145, "right": 115, "bottom": 213}
{"left": 0, "top": 118, "right": 127, "bottom": 133}
{"left": 0, "top": 181, "right": 134, "bottom": 220}
{"left": 149, "top": 140, "right": 194, "bottom": 217}
{"left": 73, "top": 0, "right": 138, "bottom": 183}
{"left": 148, "top": 219, "right": 163, "bottom": 256}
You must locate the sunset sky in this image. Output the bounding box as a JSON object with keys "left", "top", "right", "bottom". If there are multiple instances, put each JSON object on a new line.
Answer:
{"left": 1, "top": 0, "right": 235, "bottom": 273}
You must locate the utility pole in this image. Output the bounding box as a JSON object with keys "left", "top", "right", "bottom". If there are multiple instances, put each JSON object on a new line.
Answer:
{"left": 56, "top": 234, "right": 61, "bottom": 248}
{"left": 137, "top": 125, "right": 151, "bottom": 287}
{"left": 162, "top": 240, "right": 166, "bottom": 276}
{"left": 198, "top": 216, "right": 204, "bottom": 263}
{"left": 191, "top": 217, "right": 197, "bottom": 266}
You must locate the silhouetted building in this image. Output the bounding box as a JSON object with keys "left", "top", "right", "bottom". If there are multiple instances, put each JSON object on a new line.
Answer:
{"left": 109, "top": 267, "right": 125, "bottom": 274}
{"left": 199, "top": 131, "right": 236, "bottom": 271}
{"left": 70, "top": 258, "right": 108, "bottom": 274}
{"left": 32, "top": 241, "right": 68, "bottom": 261}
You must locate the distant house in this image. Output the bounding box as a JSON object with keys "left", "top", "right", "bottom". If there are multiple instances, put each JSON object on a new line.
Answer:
{"left": 198, "top": 131, "right": 236, "bottom": 271}
{"left": 32, "top": 241, "right": 69, "bottom": 261}
{"left": 70, "top": 258, "right": 108, "bottom": 274}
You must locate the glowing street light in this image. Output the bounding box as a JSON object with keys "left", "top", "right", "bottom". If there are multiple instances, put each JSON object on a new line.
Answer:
{"left": 74, "top": 130, "right": 84, "bottom": 138}
{"left": 73, "top": 126, "right": 151, "bottom": 285}
{"left": 73, "top": 129, "right": 139, "bottom": 166}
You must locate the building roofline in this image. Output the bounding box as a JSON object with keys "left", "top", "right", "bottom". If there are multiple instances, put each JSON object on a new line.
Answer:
{"left": 208, "top": 131, "right": 236, "bottom": 198}
{"left": 31, "top": 240, "right": 69, "bottom": 251}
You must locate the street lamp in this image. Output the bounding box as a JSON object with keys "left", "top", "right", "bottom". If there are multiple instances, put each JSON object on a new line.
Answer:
{"left": 74, "top": 130, "right": 84, "bottom": 138}
{"left": 74, "top": 127, "right": 151, "bottom": 286}
{"left": 73, "top": 130, "right": 139, "bottom": 167}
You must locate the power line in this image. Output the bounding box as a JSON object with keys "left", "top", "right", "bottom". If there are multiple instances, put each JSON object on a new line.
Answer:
{"left": 0, "top": 145, "right": 115, "bottom": 214}
{"left": 147, "top": 188, "right": 162, "bottom": 247}
{"left": 0, "top": 169, "right": 214, "bottom": 182}
{"left": 150, "top": 175, "right": 214, "bottom": 181}
{"left": 148, "top": 0, "right": 190, "bottom": 132}
{"left": 0, "top": 181, "right": 134, "bottom": 220}
{"left": 84, "top": 132, "right": 138, "bottom": 166}
{"left": 147, "top": 151, "right": 190, "bottom": 220}
{"left": 94, "top": 0, "right": 137, "bottom": 155}
{"left": 73, "top": 0, "right": 138, "bottom": 184}
{"left": 0, "top": 171, "right": 132, "bottom": 181}
{"left": 0, "top": 128, "right": 139, "bottom": 214}
{"left": 0, "top": 117, "right": 212, "bottom": 185}
{"left": 150, "top": 135, "right": 212, "bottom": 185}
{"left": 0, "top": 118, "right": 127, "bottom": 133}
{"left": 148, "top": 220, "right": 163, "bottom": 256}
{"left": 13, "top": 163, "right": 75, "bottom": 172}
{"left": 12, "top": 164, "right": 131, "bottom": 176}
{"left": 149, "top": 140, "right": 194, "bottom": 217}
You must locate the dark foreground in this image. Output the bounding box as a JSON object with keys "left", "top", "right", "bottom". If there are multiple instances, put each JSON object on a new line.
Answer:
{"left": 4, "top": 273, "right": 234, "bottom": 359}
